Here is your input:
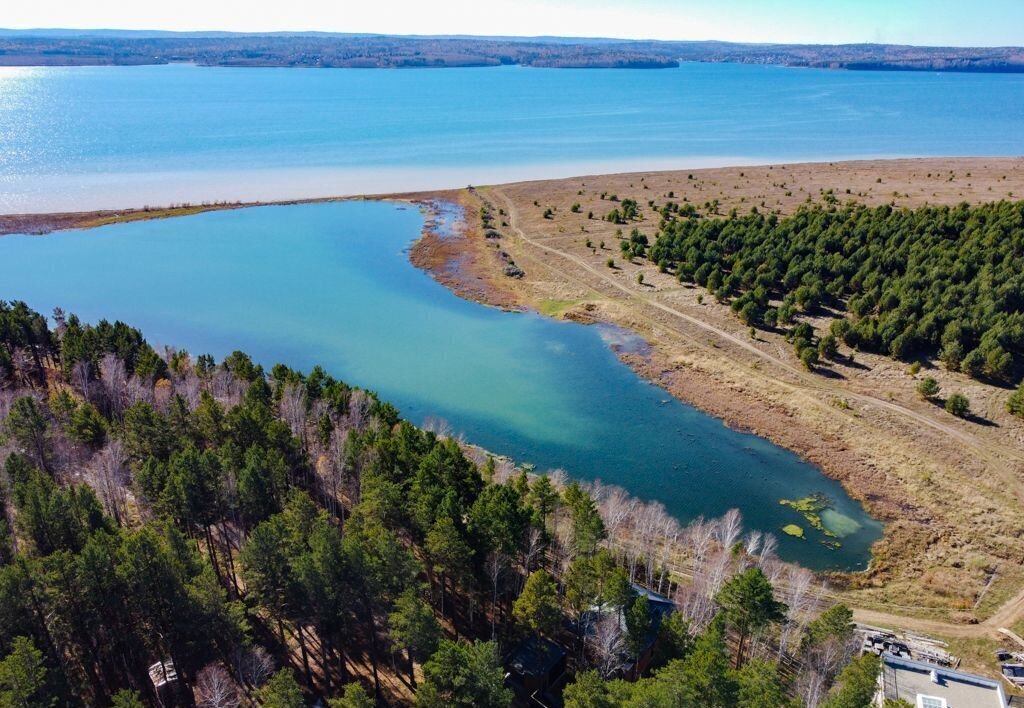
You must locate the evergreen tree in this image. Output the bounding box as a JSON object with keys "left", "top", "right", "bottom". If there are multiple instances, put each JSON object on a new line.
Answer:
{"left": 513, "top": 570, "right": 562, "bottom": 638}
{"left": 945, "top": 393, "right": 971, "bottom": 418}
{"left": 469, "top": 484, "right": 529, "bottom": 558}
{"left": 0, "top": 636, "right": 51, "bottom": 708}
{"left": 526, "top": 475, "right": 560, "bottom": 530}
{"left": 424, "top": 515, "right": 472, "bottom": 621}
{"left": 1008, "top": 382, "right": 1024, "bottom": 419}
{"left": 327, "top": 683, "right": 375, "bottom": 708}
{"left": 416, "top": 640, "right": 512, "bottom": 708}
{"left": 802, "top": 604, "right": 854, "bottom": 650}
{"left": 562, "top": 670, "right": 614, "bottom": 708}
{"left": 258, "top": 669, "right": 305, "bottom": 708}
{"left": 109, "top": 690, "right": 145, "bottom": 708}
{"left": 651, "top": 612, "right": 691, "bottom": 669}
{"left": 5, "top": 397, "right": 51, "bottom": 474}
{"left": 822, "top": 653, "right": 881, "bottom": 708}
{"left": 562, "top": 482, "right": 606, "bottom": 556}
{"left": 624, "top": 595, "right": 652, "bottom": 660}
{"left": 660, "top": 618, "right": 737, "bottom": 707}
{"left": 715, "top": 568, "right": 786, "bottom": 667}
{"left": 388, "top": 589, "right": 441, "bottom": 688}
{"left": 65, "top": 403, "right": 107, "bottom": 448}
{"left": 735, "top": 659, "right": 787, "bottom": 708}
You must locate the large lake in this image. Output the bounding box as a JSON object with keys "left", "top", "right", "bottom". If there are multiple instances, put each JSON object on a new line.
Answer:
{"left": 1, "top": 63, "right": 1023, "bottom": 212}
{"left": 0, "top": 201, "right": 881, "bottom": 569}
{"left": 3, "top": 60, "right": 1020, "bottom": 570}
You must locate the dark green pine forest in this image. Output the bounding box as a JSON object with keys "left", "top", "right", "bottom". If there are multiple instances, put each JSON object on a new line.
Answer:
{"left": 642, "top": 200, "right": 1024, "bottom": 385}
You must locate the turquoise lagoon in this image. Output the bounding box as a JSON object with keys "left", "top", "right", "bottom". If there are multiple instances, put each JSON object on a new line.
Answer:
{"left": 0, "top": 200, "right": 882, "bottom": 569}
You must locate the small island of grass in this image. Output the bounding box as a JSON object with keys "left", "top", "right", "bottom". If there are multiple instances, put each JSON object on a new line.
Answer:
{"left": 781, "top": 523, "right": 805, "bottom": 538}
{"left": 780, "top": 494, "right": 838, "bottom": 538}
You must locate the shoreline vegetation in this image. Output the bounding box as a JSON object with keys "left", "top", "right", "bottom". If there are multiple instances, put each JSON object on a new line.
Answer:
{"left": 1, "top": 31, "right": 1023, "bottom": 72}
{"left": 5, "top": 158, "right": 1024, "bottom": 634}
{"left": 0, "top": 301, "right": 869, "bottom": 706}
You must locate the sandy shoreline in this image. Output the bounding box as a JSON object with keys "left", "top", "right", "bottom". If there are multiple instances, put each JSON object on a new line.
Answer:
{"left": 2, "top": 154, "right": 924, "bottom": 216}
{"left": 6, "top": 157, "right": 1024, "bottom": 627}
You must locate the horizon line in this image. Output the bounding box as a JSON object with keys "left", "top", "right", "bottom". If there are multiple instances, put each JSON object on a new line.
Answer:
{"left": 1, "top": 27, "right": 1022, "bottom": 51}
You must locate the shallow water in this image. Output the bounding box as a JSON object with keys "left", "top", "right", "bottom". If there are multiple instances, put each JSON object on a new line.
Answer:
{"left": 0, "top": 200, "right": 882, "bottom": 569}
{"left": 2, "top": 63, "right": 1023, "bottom": 212}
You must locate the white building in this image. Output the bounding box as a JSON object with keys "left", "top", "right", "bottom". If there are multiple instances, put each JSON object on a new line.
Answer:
{"left": 877, "top": 654, "right": 1008, "bottom": 708}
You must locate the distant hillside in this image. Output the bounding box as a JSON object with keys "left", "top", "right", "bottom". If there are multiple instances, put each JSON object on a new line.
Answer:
{"left": 0, "top": 30, "right": 1022, "bottom": 71}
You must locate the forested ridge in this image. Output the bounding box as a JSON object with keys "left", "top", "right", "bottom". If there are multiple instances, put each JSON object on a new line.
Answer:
{"left": 1, "top": 32, "right": 1022, "bottom": 73}
{"left": 0, "top": 302, "right": 873, "bottom": 707}
{"left": 644, "top": 200, "right": 1024, "bottom": 384}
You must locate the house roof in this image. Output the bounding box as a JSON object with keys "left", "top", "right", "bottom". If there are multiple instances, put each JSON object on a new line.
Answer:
{"left": 505, "top": 636, "right": 567, "bottom": 679}
{"left": 881, "top": 654, "right": 1007, "bottom": 708}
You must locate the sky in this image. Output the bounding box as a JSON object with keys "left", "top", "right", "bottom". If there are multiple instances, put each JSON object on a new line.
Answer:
{"left": 3, "top": 0, "right": 1024, "bottom": 47}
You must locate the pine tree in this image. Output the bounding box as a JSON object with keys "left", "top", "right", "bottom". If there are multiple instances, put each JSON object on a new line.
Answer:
{"left": 735, "top": 659, "right": 786, "bottom": 708}
{"left": 822, "top": 653, "right": 881, "bottom": 708}
{"left": 388, "top": 589, "right": 441, "bottom": 688}
{"left": 715, "top": 568, "right": 786, "bottom": 667}
{"left": 513, "top": 570, "right": 561, "bottom": 638}
{"left": 327, "top": 683, "right": 375, "bottom": 708}
{"left": 258, "top": 669, "right": 305, "bottom": 708}
{"left": 0, "top": 636, "right": 51, "bottom": 708}
{"left": 416, "top": 640, "right": 512, "bottom": 708}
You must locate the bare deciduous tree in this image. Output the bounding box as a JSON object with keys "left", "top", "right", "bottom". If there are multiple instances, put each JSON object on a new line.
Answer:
{"left": 704, "top": 549, "right": 733, "bottom": 599}
{"left": 744, "top": 530, "right": 763, "bottom": 557}
{"left": 759, "top": 533, "right": 778, "bottom": 567}
{"left": 599, "top": 486, "right": 636, "bottom": 550}
{"left": 676, "top": 579, "right": 717, "bottom": 633}
{"left": 89, "top": 440, "right": 130, "bottom": 525}
{"left": 589, "top": 612, "right": 625, "bottom": 679}
{"left": 347, "top": 389, "right": 373, "bottom": 432}
{"left": 72, "top": 360, "right": 94, "bottom": 403}
{"left": 521, "top": 527, "right": 545, "bottom": 583}
{"left": 715, "top": 508, "right": 743, "bottom": 551}
{"left": 485, "top": 551, "right": 507, "bottom": 640}
{"left": 125, "top": 375, "right": 154, "bottom": 409}
{"left": 179, "top": 371, "right": 203, "bottom": 411}
{"left": 234, "top": 646, "right": 274, "bottom": 692}
{"left": 195, "top": 663, "right": 240, "bottom": 708}
{"left": 99, "top": 354, "right": 128, "bottom": 417}
{"left": 492, "top": 458, "right": 516, "bottom": 485}
{"left": 796, "top": 666, "right": 827, "bottom": 708}
{"left": 655, "top": 513, "right": 680, "bottom": 594}
{"left": 279, "top": 382, "right": 308, "bottom": 448}
{"left": 687, "top": 517, "right": 714, "bottom": 567}
{"left": 153, "top": 379, "right": 173, "bottom": 412}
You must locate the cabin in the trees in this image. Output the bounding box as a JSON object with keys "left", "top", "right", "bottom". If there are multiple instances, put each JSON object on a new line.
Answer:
{"left": 148, "top": 659, "right": 193, "bottom": 707}
{"left": 876, "top": 654, "right": 1008, "bottom": 707}
{"left": 504, "top": 635, "right": 568, "bottom": 702}
{"left": 581, "top": 583, "right": 676, "bottom": 679}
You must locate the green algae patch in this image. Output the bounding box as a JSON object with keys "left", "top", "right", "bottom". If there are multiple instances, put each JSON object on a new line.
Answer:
{"left": 780, "top": 494, "right": 838, "bottom": 538}
{"left": 781, "top": 524, "right": 805, "bottom": 539}
{"left": 537, "top": 298, "right": 580, "bottom": 317}
{"left": 819, "top": 539, "right": 842, "bottom": 551}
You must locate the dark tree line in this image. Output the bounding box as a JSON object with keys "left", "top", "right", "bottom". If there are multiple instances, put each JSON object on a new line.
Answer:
{"left": 647, "top": 200, "right": 1024, "bottom": 383}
